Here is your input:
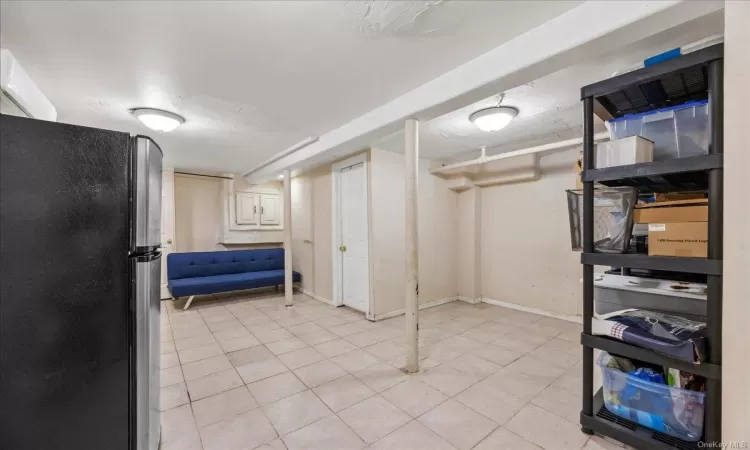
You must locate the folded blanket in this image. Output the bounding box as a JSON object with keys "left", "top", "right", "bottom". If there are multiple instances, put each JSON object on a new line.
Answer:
{"left": 592, "top": 309, "right": 707, "bottom": 362}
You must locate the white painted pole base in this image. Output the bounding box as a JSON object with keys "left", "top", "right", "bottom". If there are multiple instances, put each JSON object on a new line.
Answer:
{"left": 404, "top": 118, "right": 419, "bottom": 374}
{"left": 284, "top": 169, "right": 293, "bottom": 307}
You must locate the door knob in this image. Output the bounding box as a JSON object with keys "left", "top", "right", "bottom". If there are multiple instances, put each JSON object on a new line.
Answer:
{"left": 167, "top": 239, "right": 173, "bottom": 244}
{"left": 339, "top": 245, "right": 347, "bottom": 252}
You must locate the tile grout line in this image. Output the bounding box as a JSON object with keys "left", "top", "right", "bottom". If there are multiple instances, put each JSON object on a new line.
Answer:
{"left": 161, "top": 296, "right": 582, "bottom": 450}
{"left": 186, "top": 297, "right": 307, "bottom": 447}
{"left": 469, "top": 425, "right": 535, "bottom": 450}
{"left": 501, "top": 402, "right": 592, "bottom": 450}
{"left": 181, "top": 301, "right": 265, "bottom": 448}
{"left": 394, "top": 312, "right": 578, "bottom": 443}
{"left": 371, "top": 417, "right": 458, "bottom": 450}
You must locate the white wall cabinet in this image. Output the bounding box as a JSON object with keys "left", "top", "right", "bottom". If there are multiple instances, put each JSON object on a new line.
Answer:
{"left": 234, "top": 191, "right": 280, "bottom": 227}
{"left": 221, "top": 177, "right": 284, "bottom": 232}
{"left": 217, "top": 176, "right": 285, "bottom": 245}
{"left": 259, "top": 194, "right": 281, "bottom": 225}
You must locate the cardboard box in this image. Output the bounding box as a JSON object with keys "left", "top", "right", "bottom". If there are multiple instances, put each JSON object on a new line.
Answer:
{"left": 634, "top": 199, "right": 708, "bottom": 224}
{"left": 648, "top": 222, "right": 708, "bottom": 257}
{"left": 654, "top": 193, "right": 707, "bottom": 202}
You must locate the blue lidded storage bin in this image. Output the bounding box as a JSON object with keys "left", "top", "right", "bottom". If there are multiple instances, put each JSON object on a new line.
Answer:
{"left": 607, "top": 100, "right": 709, "bottom": 161}
{"left": 598, "top": 352, "right": 705, "bottom": 442}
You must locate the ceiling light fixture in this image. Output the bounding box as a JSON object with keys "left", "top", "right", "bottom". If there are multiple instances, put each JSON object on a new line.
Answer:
{"left": 469, "top": 106, "right": 518, "bottom": 133}
{"left": 131, "top": 108, "right": 185, "bottom": 132}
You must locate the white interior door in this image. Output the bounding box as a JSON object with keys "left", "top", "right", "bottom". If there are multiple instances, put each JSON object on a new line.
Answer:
{"left": 339, "top": 163, "right": 369, "bottom": 313}
{"left": 160, "top": 169, "right": 175, "bottom": 299}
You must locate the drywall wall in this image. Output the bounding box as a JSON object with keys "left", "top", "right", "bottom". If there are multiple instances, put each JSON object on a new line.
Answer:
{"left": 456, "top": 187, "right": 481, "bottom": 301}
{"left": 175, "top": 174, "right": 224, "bottom": 252}
{"left": 174, "top": 173, "right": 283, "bottom": 252}
{"left": 480, "top": 147, "right": 582, "bottom": 316}
{"left": 291, "top": 173, "right": 313, "bottom": 292}
{"left": 289, "top": 165, "right": 334, "bottom": 301}
{"left": 161, "top": 169, "right": 176, "bottom": 298}
{"left": 370, "top": 148, "right": 458, "bottom": 317}
{"left": 722, "top": 0, "right": 750, "bottom": 441}
{"left": 232, "top": 175, "right": 283, "bottom": 195}
{"left": 369, "top": 149, "right": 406, "bottom": 315}
{"left": 290, "top": 149, "right": 458, "bottom": 316}
{"left": 311, "top": 168, "right": 334, "bottom": 301}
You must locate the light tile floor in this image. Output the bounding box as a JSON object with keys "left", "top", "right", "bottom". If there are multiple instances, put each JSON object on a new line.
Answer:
{"left": 159, "top": 292, "right": 629, "bottom": 450}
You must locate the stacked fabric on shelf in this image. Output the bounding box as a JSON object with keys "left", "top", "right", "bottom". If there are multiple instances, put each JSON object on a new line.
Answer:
{"left": 592, "top": 309, "right": 707, "bottom": 362}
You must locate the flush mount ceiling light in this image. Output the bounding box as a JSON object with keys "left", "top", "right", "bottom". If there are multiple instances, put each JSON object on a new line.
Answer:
{"left": 131, "top": 108, "right": 185, "bottom": 132}
{"left": 469, "top": 106, "right": 518, "bottom": 133}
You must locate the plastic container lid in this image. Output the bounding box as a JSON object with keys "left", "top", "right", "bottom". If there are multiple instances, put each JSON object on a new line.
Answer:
{"left": 607, "top": 100, "right": 708, "bottom": 124}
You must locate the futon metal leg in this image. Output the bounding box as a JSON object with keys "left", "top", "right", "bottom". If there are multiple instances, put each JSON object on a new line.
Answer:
{"left": 183, "top": 295, "right": 195, "bottom": 311}
{"left": 275, "top": 285, "right": 279, "bottom": 291}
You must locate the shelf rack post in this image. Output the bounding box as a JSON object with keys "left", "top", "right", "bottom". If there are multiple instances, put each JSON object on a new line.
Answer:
{"left": 581, "top": 95, "right": 595, "bottom": 433}
{"left": 705, "top": 58, "right": 723, "bottom": 444}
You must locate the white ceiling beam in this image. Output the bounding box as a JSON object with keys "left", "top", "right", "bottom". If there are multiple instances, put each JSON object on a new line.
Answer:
{"left": 244, "top": 0, "right": 723, "bottom": 183}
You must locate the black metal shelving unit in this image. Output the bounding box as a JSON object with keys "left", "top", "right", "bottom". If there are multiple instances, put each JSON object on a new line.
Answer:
{"left": 578, "top": 44, "right": 724, "bottom": 449}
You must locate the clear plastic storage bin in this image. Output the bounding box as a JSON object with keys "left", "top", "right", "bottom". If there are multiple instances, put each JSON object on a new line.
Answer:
{"left": 607, "top": 100, "right": 709, "bottom": 161}
{"left": 566, "top": 187, "right": 637, "bottom": 253}
{"left": 598, "top": 352, "right": 705, "bottom": 441}
{"left": 595, "top": 136, "right": 653, "bottom": 168}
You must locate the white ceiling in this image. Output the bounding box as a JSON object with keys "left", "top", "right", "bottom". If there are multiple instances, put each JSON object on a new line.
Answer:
{"left": 0, "top": 0, "right": 582, "bottom": 172}
{"left": 373, "top": 10, "right": 724, "bottom": 162}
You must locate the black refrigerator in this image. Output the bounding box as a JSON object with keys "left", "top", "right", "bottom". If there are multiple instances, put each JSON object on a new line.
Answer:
{"left": 0, "top": 114, "right": 162, "bottom": 450}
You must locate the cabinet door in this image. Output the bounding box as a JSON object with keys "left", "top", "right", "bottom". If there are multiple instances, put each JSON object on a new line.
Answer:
{"left": 236, "top": 192, "right": 258, "bottom": 225}
{"left": 260, "top": 194, "right": 280, "bottom": 225}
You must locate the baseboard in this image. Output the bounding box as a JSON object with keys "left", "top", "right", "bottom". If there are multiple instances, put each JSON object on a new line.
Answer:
{"left": 160, "top": 284, "right": 172, "bottom": 300}
{"left": 481, "top": 297, "right": 583, "bottom": 324}
{"left": 372, "top": 296, "right": 458, "bottom": 321}
{"left": 298, "top": 288, "right": 335, "bottom": 307}
{"left": 457, "top": 296, "right": 482, "bottom": 304}
{"left": 422, "top": 296, "right": 459, "bottom": 310}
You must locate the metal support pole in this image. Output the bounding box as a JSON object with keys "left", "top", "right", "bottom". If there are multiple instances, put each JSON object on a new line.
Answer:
{"left": 705, "top": 58, "right": 723, "bottom": 443}
{"left": 581, "top": 95, "right": 595, "bottom": 432}
{"left": 284, "top": 169, "right": 293, "bottom": 307}
{"left": 404, "top": 119, "right": 419, "bottom": 373}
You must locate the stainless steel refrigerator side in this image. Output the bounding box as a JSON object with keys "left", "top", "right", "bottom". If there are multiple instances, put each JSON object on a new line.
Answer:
{"left": 133, "top": 136, "right": 163, "bottom": 252}
{"left": 134, "top": 254, "right": 162, "bottom": 450}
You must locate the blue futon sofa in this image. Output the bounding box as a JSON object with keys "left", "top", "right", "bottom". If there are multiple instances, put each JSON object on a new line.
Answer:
{"left": 167, "top": 249, "right": 301, "bottom": 310}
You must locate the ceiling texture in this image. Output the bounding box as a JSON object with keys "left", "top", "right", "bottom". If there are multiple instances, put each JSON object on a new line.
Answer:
{"left": 373, "top": 10, "right": 724, "bottom": 163}
{"left": 0, "top": 0, "right": 582, "bottom": 172}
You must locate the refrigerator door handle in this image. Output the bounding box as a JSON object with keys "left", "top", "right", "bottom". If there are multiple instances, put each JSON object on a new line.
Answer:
{"left": 133, "top": 136, "right": 163, "bottom": 252}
